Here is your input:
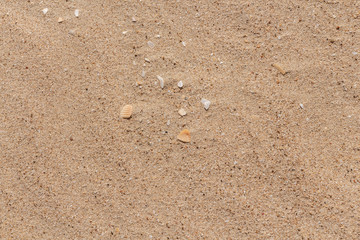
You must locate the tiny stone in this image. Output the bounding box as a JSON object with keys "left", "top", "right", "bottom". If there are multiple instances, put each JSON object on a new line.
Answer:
{"left": 122, "top": 31, "right": 128, "bottom": 34}
{"left": 144, "top": 58, "right": 150, "bottom": 63}
{"left": 141, "top": 70, "right": 145, "bottom": 78}
{"left": 177, "top": 81, "right": 183, "bottom": 88}
{"left": 147, "top": 41, "right": 155, "bottom": 48}
{"left": 58, "top": 17, "right": 64, "bottom": 23}
{"left": 166, "top": 120, "right": 170, "bottom": 126}
{"left": 178, "top": 108, "right": 187, "bottom": 116}
{"left": 132, "top": 16, "right": 136, "bottom": 22}
{"left": 299, "top": 103, "right": 304, "bottom": 109}
{"left": 68, "top": 29, "right": 76, "bottom": 36}
{"left": 42, "top": 8, "right": 48, "bottom": 14}
{"left": 155, "top": 34, "right": 161, "bottom": 38}
{"left": 201, "top": 98, "right": 211, "bottom": 110}
{"left": 157, "top": 75, "right": 164, "bottom": 89}
{"left": 182, "top": 41, "right": 186, "bottom": 46}
{"left": 74, "top": 9, "right": 79, "bottom": 17}
{"left": 352, "top": 51, "right": 358, "bottom": 55}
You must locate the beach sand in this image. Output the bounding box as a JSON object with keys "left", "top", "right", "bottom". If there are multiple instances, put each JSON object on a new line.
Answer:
{"left": 1, "top": 1, "right": 359, "bottom": 239}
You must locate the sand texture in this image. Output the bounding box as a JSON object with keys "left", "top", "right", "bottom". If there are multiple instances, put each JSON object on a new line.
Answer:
{"left": 1, "top": 0, "right": 360, "bottom": 239}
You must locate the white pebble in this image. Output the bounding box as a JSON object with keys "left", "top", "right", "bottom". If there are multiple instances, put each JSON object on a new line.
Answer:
{"left": 177, "top": 81, "right": 183, "bottom": 88}
{"left": 166, "top": 120, "right": 170, "bottom": 126}
{"left": 182, "top": 41, "right": 186, "bottom": 46}
{"left": 178, "top": 108, "right": 187, "bottom": 116}
{"left": 132, "top": 16, "right": 136, "bottom": 22}
{"left": 144, "top": 58, "right": 150, "bottom": 63}
{"left": 74, "top": 9, "right": 79, "bottom": 17}
{"left": 141, "top": 70, "right": 145, "bottom": 78}
{"left": 147, "top": 41, "right": 155, "bottom": 48}
{"left": 157, "top": 75, "right": 164, "bottom": 89}
{"left": 299, "top": 103, "right": 304, "bottom": 109}
{"left": 352, "top": 51, "right": 358, "bottom": 55}
{"left": 42, "top": 8, "right": 48, "bottom": 15}
{"left": 201, "top": 98, "right": 211, "bottom": 110}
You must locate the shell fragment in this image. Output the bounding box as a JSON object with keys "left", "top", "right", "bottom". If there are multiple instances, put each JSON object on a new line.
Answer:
{"left": 157, "top": 75, "right": 164, "bottom": 89}
{"left": 177, "top": 129, "right": 191, "bottom": 143}
{"left": 178, "top": 108, "right": 186, "bottom": 116}
{"left": 201, "top": 98, "right": 211, "bottom": 110}
{"left": 177, "top": 81, "right": 183, "bottom": 88}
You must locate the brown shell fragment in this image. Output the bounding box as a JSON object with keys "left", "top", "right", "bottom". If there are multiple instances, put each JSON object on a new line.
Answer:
{"left": 177, "top": 129, "right": 191, "bottom": 143}
{"left": 120, "top": 105, "right": 133, "bottom": 119}
{"left": 272, "top": 63, "right": 286, "bottom": 75}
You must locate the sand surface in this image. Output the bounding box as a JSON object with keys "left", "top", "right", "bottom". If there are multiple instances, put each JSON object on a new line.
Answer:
{"left": 1, "top": 0, "right": 360, "bottom": 239}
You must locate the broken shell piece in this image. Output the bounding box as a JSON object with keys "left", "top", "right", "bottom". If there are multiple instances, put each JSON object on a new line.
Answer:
{"left": 178, "top": 108, "right": 186, "bottom": 116}
{"left": 74, "top": 9, "right": 79, "bottom": 17}
{"left": 157, "top": 75, "right": 164, "bottom": 89}
{"left": 177, "top": 129, "right": 191, "bottom": 143}
{"left": 177, "top": 81, "right": 183, "bottom": 88}
{"left": 120, "top": 105, "right": 133, "bottom": 119}
{"left": 201, "top": 98, "right": 211, "bottom": 110}
{"left": 42, "top": 8, "right": 48, "bottom": 14}
{"left": 144, "top": 58, "right": 150, "bottom": 63}
{"left": 57, "top": 17, "right": 64, "bottom": 23}
{"left": 272, "top": 63, "right": 286, "bottom": 75}
{"left": 147, "top": 41, "right": 155, "bottom": 48}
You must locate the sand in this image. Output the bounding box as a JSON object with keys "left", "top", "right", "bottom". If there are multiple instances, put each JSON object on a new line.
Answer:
{"left": 1, "top": 0, "right": 360, "bottom": 239}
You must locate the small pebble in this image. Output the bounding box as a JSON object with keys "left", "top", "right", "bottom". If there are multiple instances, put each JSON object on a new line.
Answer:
{"left": 147, "top": 41, "right": 155, "bottom": 48}
{"left": 182, "top": 41, "right": 186, "bottom": 46}
{"left": 57, "top": 17, "right": 64, "bottom": 23}
{"left": 42, "top": 8, "right": 48, "bottom": 15}
{"left": 299, "top": 103, "right": 304, "bottom": 109}
{"left": 68, "top": 29, "right": 76, "bottom": 36}
{"left": 141, "top": 70, "right": 145, "bottom": 78}
{"left": 178, "top": 108, "right": 187, "bottom": 116}
{"left": 166, "top": 120, "right": 170, "bottom": 126}
{"left": 201, "top": 98, "right": 211, "bottom": 110}
{"left": 74, "top": 9, "right": 79, "bottom": 17}
{"left": 132, "top": 16, "right": 136, "bottom": 22}
{"left": 144, "top": 58, "right": 150, "bottom": 63}
{"left": 157, "top": 75, "right": 164, "bottom": 89}
{"left": 177, "top": 81, "right": 183, "bottom": 88}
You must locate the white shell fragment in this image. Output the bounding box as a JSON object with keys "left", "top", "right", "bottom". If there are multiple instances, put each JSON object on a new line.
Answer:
{"left": 42, "top": 8, "right": 48, "bottom": 15}
{"left": 299, "top": 103, "right": 304, "bottom": 109}
{"left": 178, "top": 108, "right": 187, "bottom": 116}
{"left": 177, "top": 81, "right": 183, "bottom": 88}
{"left": 144, "top": 58, "right": 150, "bottom": 63}
{"left": 147, "top": 41, "right": 155, "bottom": 48}
{"left": 157, "top": 75, "right": 164, "bottom": 89}
{"left": 201, "top": 98, "right": 211, "bottom": 110}
{"left": 141, "top": 70, "right": 145, "bottom": 78}
{"left": 132, "top": 16, "right": 136, "bottom": 22}
{"left": 74, "top": 9, "right": 79, "bottom": 17}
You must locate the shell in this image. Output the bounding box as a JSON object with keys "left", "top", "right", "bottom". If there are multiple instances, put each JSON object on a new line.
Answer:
{"left": 120, "top": 105, "right": 133, "bottom": 119}
{"left": 272, "top": 63, "right": 286, "bottom": 75}
{"left": 177, "top": 81, "right": 183, "bottom": 88}
{"left": 177, "top": 129, "right": 191, "bottom": 143}
{"left": 178, "top": 108, "right": 186, "bottom": 116}
{"left": 201, "top": 98, "right": 211, "bottom": 110}
{"left": 157, "top": 75, "right": 164, "bottom": 89}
